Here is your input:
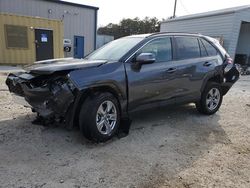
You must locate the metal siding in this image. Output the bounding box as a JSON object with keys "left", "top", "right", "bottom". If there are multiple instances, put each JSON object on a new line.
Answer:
{"left": 236, "top": 23, "right": 250, "bottom": 55}
{"left": 41, "top": 0, "right": 99, "bottom": 10}
{"left": 226, "top": 15, "right": 241, "bottom": 59}
{"left": 0, "top": 0, "right": 96, "bottom": 56}
{"left": 96, "top": 35, "right": 114, "bottom": 49}
{"left": 161, "top": 14, "right": 235, "bottom": 56}
{"left": 221, "top": 9, "right": 250, "bottom": 59}
{"left": 0, "top": 13, "right": 64, "bottom": 64}
{"left": 161, "top": 8, "right": 250, "bottom": 59}
{"left": 230, "top": 9, "right": 250, "bottom": 59}
{"left": 237, "top": 9, "right": 250, "bottom": 22}
{"left": 161, "top": 5, "right": 250, "bottom": 23}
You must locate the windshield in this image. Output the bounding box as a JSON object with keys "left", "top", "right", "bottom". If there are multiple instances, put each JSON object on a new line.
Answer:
{"left": 86, "top": 37, "right": 144, "bottom": 61}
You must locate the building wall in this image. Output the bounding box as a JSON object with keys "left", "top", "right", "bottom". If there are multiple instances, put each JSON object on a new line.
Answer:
{"left": 0, "top": 13, "right": 64, "bottom": 64}
{"left": 161, "top": 13, "right": 236, "bottom": 57}
{"left": 0, "top": 0, "right": 97, "bottom": 56}
{"left": 235, "top": 9, "right": 250, "bottom": 59}
{"left": 161, "top": 8, "right": 250, "bottom": 60}
{"left": 96, "top": 34, "right": 114, "bottom": 49}
{"left": 236, "top": 23, "right": 250, "bottom": 57}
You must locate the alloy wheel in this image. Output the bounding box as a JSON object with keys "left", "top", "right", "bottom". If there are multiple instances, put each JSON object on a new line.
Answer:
{"left": 96, "top": 100, "right": 117, "bottom": 135}
{"left": 206, "top": 88, "right": 221, "bottom": 111}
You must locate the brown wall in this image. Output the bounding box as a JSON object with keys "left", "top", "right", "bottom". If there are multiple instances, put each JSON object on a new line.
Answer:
{"left": 0, "top": 13, "right": 64, "bottom": 65}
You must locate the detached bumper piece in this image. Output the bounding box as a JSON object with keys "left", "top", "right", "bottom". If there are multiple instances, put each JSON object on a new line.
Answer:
{"left": 6, "top": 73, "right": 75, "bottom": 119}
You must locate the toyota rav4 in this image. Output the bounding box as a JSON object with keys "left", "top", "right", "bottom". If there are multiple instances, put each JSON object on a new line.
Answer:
{"left": 6, "top": 33, "right": 240, "bottom": 142}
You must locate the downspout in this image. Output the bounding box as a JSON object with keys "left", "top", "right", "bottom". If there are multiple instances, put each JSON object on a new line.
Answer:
{"left": 94, "top": 9, "right": 98, "bottom": 50}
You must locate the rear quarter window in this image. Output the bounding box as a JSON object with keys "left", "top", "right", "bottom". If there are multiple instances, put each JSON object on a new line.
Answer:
{"left": 175, "top": 37, "right": 200, "bottom": 60}
{"left": 200, "top": 38, "right": 218, "bottom": 56}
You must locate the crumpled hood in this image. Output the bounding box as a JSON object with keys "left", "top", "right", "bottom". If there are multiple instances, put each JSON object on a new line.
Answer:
{"left": 24, "top": 58, "right": 108, "bottom": 75}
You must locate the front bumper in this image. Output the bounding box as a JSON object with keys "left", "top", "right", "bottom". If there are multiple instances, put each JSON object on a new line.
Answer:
{"left": 6, "top": 73, "right": 75, "bottom": 118}
{"left": 12, "top": 94, "right": 31, "bottom": 107}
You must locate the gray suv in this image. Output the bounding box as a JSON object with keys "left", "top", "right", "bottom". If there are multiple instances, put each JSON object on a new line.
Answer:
{"left": 6, "top": 33, "right": 240, "bottom": 142}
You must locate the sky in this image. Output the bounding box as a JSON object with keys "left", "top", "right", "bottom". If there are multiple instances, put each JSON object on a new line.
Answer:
{"left": 64, "top": 0, "right": 250, "bottom": 26}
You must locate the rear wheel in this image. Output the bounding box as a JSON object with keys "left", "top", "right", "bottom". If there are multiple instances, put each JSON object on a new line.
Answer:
{"left": 196, "top": 82, "right": 223, "bottom": 115}
{"left": 79, "top": 92, "right": 120, "bottom": 142}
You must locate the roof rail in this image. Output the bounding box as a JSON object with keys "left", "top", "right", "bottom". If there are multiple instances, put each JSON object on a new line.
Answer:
{"left": 147, "top": 32, "right": 202, "bottom": 37}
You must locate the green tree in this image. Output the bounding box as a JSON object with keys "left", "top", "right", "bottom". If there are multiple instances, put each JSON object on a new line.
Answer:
{"left": 98, "top": 17, "right": 161, "bottom": 39}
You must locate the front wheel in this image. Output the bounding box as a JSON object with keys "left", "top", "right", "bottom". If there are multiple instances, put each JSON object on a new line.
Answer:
{"left": 79, "top": 92, "right": 120, "bottom": 142}
{"left": 196, "top": 82, "right": 223, "bottom": 115}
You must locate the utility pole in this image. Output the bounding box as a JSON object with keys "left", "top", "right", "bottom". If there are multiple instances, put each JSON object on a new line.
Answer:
{"left": 173, "top": 0, "right": 177, "bottom": 18}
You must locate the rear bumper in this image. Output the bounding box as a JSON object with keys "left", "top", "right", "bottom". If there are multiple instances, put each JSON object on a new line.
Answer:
{"left": 221, "top": 64, "right": 240, "bottom": 95}
{"left": 6, "top": 73, "right": 75, "bottom": 118}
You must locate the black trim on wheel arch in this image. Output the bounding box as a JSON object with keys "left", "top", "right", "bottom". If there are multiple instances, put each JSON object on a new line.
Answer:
{"left": 196, "top": 82, "right": 223, "bottom": 115}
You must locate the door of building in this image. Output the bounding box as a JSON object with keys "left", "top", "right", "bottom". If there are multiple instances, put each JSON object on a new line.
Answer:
{"left": 74, "top": 36, "right": 84, "bottom": 58}
{"left": 35, "top": 29, "right": 54, "bottom": 61}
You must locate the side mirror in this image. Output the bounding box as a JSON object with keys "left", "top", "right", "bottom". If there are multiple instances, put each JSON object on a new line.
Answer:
{"left": 136, "top": 53, "right": 156, "bottom": 65}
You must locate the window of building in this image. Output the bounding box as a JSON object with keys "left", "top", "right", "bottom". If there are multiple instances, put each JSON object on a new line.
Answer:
{"left": 5, "top": 25, "right": 28, "bottom": 49}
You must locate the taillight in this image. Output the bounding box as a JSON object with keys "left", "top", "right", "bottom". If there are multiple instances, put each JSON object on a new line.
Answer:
{"left": 224, "top": 57, "right": 234, "bottom": 73}
{"left": 226, "top": 57, "right": 233, "bottom": 64}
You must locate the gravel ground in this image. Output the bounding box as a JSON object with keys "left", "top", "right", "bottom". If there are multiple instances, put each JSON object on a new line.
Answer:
{"left": 0, "top": 74, "right": 250, "bottom": 188}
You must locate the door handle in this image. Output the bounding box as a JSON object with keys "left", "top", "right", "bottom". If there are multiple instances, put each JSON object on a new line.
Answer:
{"left": 166, "top": 67, "right": 177, "bottom": 73}
{"left": 203, "top": 62, "right": 212, "bottom": 67}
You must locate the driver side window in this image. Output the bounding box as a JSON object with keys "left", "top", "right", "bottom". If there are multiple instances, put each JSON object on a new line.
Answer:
{"left": 137, "top": 37, "right": 172, "bottom": 63}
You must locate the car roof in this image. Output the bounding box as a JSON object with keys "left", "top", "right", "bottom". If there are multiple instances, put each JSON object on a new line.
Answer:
{"left": 149, "top": 32, "right": 202, "bottom": 37}
{"left": 125, "top": 32, "right": 203, "bottom": 39}
{"left": 125, "top": 34, "right": 152, "bottom": 38}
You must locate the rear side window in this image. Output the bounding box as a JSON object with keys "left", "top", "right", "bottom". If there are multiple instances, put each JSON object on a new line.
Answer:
{"left": 175, "top": 37, "right": 200, "bottom": 60}
{"left": 200, "top": 39, "right": 218, "bottom": 56}
{"left": 138, "top": 37, "right": 172, "bottom": 62}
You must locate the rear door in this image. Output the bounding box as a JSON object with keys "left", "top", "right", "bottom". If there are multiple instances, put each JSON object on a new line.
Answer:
{"left": 171, "top": 36, "right": 218, "bottom": 101}
{"left": 198, "top": 38, "right": 224, "bottom": 87}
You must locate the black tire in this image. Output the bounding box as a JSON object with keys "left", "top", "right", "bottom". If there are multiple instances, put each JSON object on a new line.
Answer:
{"left": 79, "top": 92, "right": 120, "bottom": 142}
{"left": 196, "top": 82, "right": 223, "bottom": 115}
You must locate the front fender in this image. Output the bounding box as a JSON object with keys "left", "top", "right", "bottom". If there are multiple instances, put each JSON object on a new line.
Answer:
{"left": 65, "top": 62, "right": 128, "bottom": 129}
{"left": 68, "top": 62, "right": 127, "bottom": 101}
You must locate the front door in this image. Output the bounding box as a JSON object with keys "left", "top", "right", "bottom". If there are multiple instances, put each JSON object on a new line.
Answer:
{"left": 125, "top": 37, "right": 176, "bottom": 112}
{"left": 74, "top": 36, "right": 84, "bottom": 58}
{"left": 35, "top": 29, "right": 54, "bottom": 61}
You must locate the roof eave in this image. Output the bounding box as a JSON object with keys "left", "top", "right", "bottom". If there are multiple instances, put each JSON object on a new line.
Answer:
{"left": 41, "top": 0, "right": 99, "bottom": 10}
{"left": 162, "top": 6, "right": 250, "bottom": 23}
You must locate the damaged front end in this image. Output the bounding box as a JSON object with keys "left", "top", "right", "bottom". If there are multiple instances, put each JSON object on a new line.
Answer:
{"left": 6, "top": 72, "right": 76, "bottom": 123}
